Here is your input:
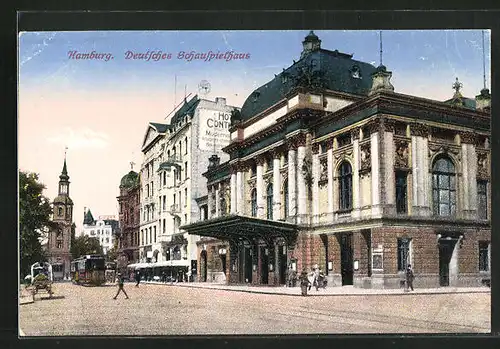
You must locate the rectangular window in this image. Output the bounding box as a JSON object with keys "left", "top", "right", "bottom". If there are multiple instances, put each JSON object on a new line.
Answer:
{"left": 397, "top": 238, "right": 411, "bottom": 271}
{"left": 185, "top": 161, "right": 188, "bottom": 180}
{"left": 163, "top": 196, "right": 166, "bottom": 211}
{"left": 185, "top": 188, "right": 188, "bottom": 206}
{"left": 173, "top": 194, "right": 176, "bottom": 205}
{"left": 395, "top": 171, "right": 408, "bottom": 214}
{"left": 479, "top": 241, "right": 490, "bottom": 272}
{"left": 337, "top": 133, "right": 351, "bottom": 148}
{"left": 57, "top": 241, "right": 62, "bottom": 249}
{"left": 477, "top": 180, "right": 488, "bottom": 219}
{"left": 154, "top": 226, "right": 156, "bottom": 243}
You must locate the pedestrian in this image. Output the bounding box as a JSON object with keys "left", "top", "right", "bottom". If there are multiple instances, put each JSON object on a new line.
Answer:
{"left": 313, "top": 265, "right": 320, "bottom": 291}
{"left": 406, "top": 264, "right": 415, "bottom": 291}
{"left": 161, "top": 270, "right": 166, "bottom": 283}
{"left": 299, "top": 269, "right": 311, "bottom": 296}
{"left": 113, "top": 273, "right": 129, "bottom": 300}
{"left": 135, "top": 270, "right": 141, "bottom": 287}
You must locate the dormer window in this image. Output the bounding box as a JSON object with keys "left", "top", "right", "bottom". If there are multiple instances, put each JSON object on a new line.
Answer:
{"left": 351, "top": 65, "right": 361, "bottom": 79}
{"left": 281, "top": 72, "right": 289, "bottom": 84}
{"left": 252, "top": 91, "right": 261, "bottom": 102}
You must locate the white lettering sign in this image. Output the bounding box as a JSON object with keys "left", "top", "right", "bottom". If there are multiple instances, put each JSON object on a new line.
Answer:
{"left": 198, "top": 109, "right": 231, "bottom": 151}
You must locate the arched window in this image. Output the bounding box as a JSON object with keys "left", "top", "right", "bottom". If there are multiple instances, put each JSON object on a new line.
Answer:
{"left": 338, "top": 161, "right": 353, "bottom": 211}
{"left": 266, "top": 184, "right": 273, "bottom": 220}
{"left": 283, "top": 179, "right": 289, "bottom": 219}
{"left": 251, "top": 189, "right": 257, "bottom": 217}
{"left": 432, "top": 156, "right": 456, "bottom": 216}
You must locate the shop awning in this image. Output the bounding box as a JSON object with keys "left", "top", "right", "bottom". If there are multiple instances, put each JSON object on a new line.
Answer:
{"left": 181, "top": 214, "right": 298, "bottom": 246}
{"left": 153, "top": 260, "right": 190, "bottom": 267}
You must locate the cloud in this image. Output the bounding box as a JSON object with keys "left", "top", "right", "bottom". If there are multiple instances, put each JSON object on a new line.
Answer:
{"left": 47, "top": 127, "right": 110, "bottom": 149}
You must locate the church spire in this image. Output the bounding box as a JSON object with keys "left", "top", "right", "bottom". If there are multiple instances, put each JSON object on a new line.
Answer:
{"left": 58, "top": 148, "right": 70, "bottom": 196}
{"left": 60, "top": 146, "right": 69, "bottom": 181}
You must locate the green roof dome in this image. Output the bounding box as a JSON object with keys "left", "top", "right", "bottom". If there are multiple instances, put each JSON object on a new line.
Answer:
{"left": 120, "top": 171, "right": 139, "bottom": 188}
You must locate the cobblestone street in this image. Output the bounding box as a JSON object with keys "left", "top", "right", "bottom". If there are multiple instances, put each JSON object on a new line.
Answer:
{"left": 19, "top": 282, "right": 491, "bottom": 336}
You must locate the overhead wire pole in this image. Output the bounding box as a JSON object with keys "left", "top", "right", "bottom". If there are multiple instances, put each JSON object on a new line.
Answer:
{"left": 379, "top": 30, "right": 383, "bottom": 66}
{"left": 482, "top": 30, "right": 486, "bottom": 89}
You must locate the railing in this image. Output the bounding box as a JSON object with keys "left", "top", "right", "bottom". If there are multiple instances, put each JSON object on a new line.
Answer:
{"left": 170, "top": 204, "right": 180, "bottom": 213}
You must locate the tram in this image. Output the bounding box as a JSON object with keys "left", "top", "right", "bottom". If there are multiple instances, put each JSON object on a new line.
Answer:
{"left": 70, "top": 254, "right": 106, "bottom": 286}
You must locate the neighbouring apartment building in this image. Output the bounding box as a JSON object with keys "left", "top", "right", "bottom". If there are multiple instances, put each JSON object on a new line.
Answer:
{"left": 81, "top": 209, "right": 119, "bottom": 255}
{"left": 183, "top": 31, "right": 491, "bottom": 289}
{"left": 116, "top": 166, "right": 141, "bottom": 272}
{"left": 136, "top": 95, "right": 238, "bottom": 280}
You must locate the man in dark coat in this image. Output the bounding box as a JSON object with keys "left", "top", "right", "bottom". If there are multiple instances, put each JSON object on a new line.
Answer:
{"left": 135, "top": 270, "right": 141, "bottom": 287}
{"left": 406, "top": 264, "right": 415, "bottom": 291}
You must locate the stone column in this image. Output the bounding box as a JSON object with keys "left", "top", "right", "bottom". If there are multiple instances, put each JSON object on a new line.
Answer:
{"left": 327, "top": 140, "right": 334, "bottom": 220}
{"left": 230, "top": 167, "right": 237, "bottom": 214}
{"left": 272, "top": 151, "right": 281, "bottom": 220}
{"left": 296, "top": 135, "right": 308, "bottom": 223}
{"left": 288, "top": 145, "right": 297, "bottom": 220}
{"left": 461, "top": 132, "right": 478, "bottom": 219}
{"left": 351, "top": 128, "right": 361, "bottom": 218}
{"left": 422, "top": 137, "right": 430, "bottom": 215}
{"left": 215, "top": 183, "right": 220, "bottom": 218}
{"left": 207, "top": 185, "right": 214, "bottom": 219}
{"left": 256, "top": 157, "right": 265, "bottom": 218}
{"left": 370, "top": 121, "right": 382, "bottom": 217}
{"left": 410, "top": 124, "right": 430, "bottom": 216}
{"left": 236, "top": 166, "right": 244, "bottom": 215}
{"left": 312, "top": 143, "right": 320, "bottom": 223}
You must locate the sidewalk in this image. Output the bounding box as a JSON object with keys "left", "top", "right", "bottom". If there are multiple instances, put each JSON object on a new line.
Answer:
{"left": 140, "top": 280, "right": 491, "bottom": 297}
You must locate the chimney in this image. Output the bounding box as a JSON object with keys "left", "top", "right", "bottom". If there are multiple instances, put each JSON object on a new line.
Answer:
{"left": 215, "top": 97, "right": 226, "bottom": 106}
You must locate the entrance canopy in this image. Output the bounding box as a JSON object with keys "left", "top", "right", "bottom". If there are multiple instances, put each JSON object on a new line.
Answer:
{"left": 182, "top": 214, "right": 298, "bottom": 246}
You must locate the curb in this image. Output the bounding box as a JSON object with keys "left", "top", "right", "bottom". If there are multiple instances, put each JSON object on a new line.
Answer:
{"left": 144, "top": 282, "right": 491, "bottom": 297}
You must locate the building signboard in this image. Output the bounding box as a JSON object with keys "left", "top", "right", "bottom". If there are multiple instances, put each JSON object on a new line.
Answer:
{"left": 198, "top": 109, "right": 231, "bottom": 151}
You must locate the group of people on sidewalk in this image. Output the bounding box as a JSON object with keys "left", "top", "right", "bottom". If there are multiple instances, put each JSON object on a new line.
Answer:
{"left": 296, "top": 264, "right": 415, "bottom": 296}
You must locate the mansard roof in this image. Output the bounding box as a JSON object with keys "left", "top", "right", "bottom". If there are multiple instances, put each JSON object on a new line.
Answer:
{"left": 240, "top": 47, "right": 377, "bottom": 121}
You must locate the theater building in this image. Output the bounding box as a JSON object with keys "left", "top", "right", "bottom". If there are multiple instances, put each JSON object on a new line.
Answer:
{"left": 183, "top": 31, "right": 491, "bottom": 288}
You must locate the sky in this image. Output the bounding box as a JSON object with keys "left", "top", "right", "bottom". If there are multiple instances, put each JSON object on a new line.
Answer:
{"left": 18, "top": 30, "right": 491, "bottom": 232}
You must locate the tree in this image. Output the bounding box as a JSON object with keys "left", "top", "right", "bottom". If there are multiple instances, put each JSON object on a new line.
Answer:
{"left": 106, "top": 247, "right": 118, "bottom": 262}
{"left": 19, "top": 171, "right": 58, "bottom": 277}
{"left": 71, "top": 235, "right": 103, "bottom": 259}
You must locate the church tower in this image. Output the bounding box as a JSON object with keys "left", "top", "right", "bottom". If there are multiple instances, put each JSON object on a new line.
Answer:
{"left": 47, "top": 152, "right": 74, "bottom": 279}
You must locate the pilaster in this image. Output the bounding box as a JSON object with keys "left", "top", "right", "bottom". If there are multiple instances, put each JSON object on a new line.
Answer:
{"left": 273, "top": 156, "right": 281, "bottom": 220}
{"left": 256, "top": 157, "right": 265, "bottom": 218}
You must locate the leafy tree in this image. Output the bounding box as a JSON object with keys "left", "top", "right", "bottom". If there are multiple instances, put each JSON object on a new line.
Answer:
{"left": 19, "top": 171, "right": 58, "bottom": 277}
{"left": 106, "top": 247, "right": 118, "bottom": 262}
{"left": 71, "top": 235, "right": 103, "bottom": 259}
